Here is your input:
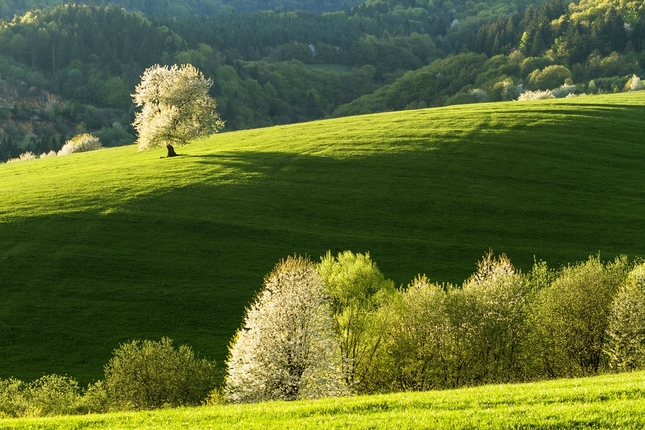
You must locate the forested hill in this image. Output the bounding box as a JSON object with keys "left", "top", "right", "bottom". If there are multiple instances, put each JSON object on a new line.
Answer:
{"left": 335, "top": 0, "right": 645, "bottom": 114}
{"left": 0, "top": 0, "right": 643, "bottom": 162}
{"left": 0, "top": 0, "right": 365, "bottom": 18}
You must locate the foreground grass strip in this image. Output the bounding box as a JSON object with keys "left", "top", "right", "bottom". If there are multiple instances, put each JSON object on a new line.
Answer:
{"left": 2, "top": 372, "right": 645, "bottom": 429}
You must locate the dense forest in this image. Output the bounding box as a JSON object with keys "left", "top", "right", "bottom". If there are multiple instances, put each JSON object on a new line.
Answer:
{"left": 0, "top": 0, "right": 643, "bottom": 161}
{"left": 0, "top": 0, "right": 365, "bottom": 18}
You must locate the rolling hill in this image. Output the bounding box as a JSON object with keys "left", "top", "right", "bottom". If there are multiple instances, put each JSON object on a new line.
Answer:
{"left": 1, "top": 92, "right": 645, "bottom": 384}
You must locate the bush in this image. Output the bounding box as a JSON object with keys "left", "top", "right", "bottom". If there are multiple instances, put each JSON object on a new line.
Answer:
{"left": 0, "top": 375, "right": 82, "bottom": 418}
{"left": 552, "top": 84, "right": 577, "bottom": 98}
{"left": 627, "top": 75, "right": 644, "bottom": 91}
{"left": 461, "top": 252, "right": 531, "bottom": 383}
{"left": 103, "top": 337, "right": 218, "bottom": 411}
{"left": 27, "top": 375, "right": 82, "bottom": 417}
{"left": 384, "top": 275, "right": 455, "bottom": 391}
{"left": 527, "top": 65, "right": 572, "bottom": 90}
{"left": 0, "top": 378, "right": 28, "bottom": 418}
{"left": 516, "top": 90, "right": 555, "bottom": 101}
{"left": 6, "top": 151, "right": 37, "bottom": 163}
{"left": 530, "top": 255, "right": 629, "bottom": 377}
{"left": 58, "top": 133, "right": 102, "bottom": 156}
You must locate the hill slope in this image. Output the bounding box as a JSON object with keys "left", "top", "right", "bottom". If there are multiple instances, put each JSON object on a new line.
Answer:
{"left": 1, "top": 92, "right": 645, "bottom": 383}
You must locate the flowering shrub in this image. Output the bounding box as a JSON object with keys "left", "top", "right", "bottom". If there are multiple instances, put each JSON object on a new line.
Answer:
{"left": 58, "top": 134, "right": 102, "bottom": 156}
{"left": 629, "top": 75, "right": 643, "bottom": 91}
{"left": 226, "top": 255, "right": 346, "bottom": 403}
{"left": 516, "top": 90, "right": 555, "bottom": 101}
{"left": 552, "top": 84, "right": 577, "bottom": 98}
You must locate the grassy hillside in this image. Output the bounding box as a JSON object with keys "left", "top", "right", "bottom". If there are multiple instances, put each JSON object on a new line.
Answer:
{"left": 1, "top": 92, "right": 645, "bottom": 384}
{"left": 2, "top": 371, "right": 645, "bottom": 428}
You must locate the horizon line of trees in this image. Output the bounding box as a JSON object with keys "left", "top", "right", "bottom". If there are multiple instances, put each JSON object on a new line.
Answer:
{"left": 3, "top": 250, "right": 645, "bottom": 417}
{"left": 0, "top": 0, "right": 643, "bottom": 161}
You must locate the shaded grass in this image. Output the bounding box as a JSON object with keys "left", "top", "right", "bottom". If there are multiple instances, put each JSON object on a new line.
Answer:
{"left": 1, "top": 93, "right": 645, "bottom": 383}
{"left": 2, "top": 371, "right": 645, "bottom": 429}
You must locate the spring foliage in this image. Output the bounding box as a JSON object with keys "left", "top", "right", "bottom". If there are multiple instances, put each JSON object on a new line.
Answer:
{"left": 132, "top": 64, "right": 224, "bottom": 152}
{"left": 317, "top": 251, "right": 395, "bottom": 393}
{"left": 225, "top": 255, "right": 345, "bottom": 403}
{"left": 605, "top": 263, "right": 645, "bottom": 371}
{"left": 103, "top": 338, "right": 218, "bottom": 411}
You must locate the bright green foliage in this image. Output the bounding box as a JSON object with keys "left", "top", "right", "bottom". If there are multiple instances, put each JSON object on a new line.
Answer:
{"left": 461, "top": 252, "right": 531, "bottom": 383}
{"left": 103, "top": 338, "right": 218, "bottom": 411}
{"left": 317, "top": 251, "right": 395, "bottom": 393}
{"left": 527, "top": 65, "right": 572, "bottom": 90}
{"left": 385, "top": 253, "right": 531, "bottom": 391}
{"left": 605, "top": 263, "right": 645, "bottom": 371}
{"left": 132, "top": 64, "right": 224, "bottom": 152}
{"left": 0, "top": 375, "right": 81, "bottom": 418}
{"left": 531, "top": 255, "right": 630, "bottom": 376}
{"left": 384, "top": 275, "right": 456, "bottom": 391}
{"left": 226, "top": 255, "right": 345, "bottom": 403}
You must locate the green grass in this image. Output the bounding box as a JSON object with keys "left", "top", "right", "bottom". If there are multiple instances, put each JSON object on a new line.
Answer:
{"left": 1, "top": 92, "right": 645, "bottom": 384}
{"left": 3, "top": 371, "right": 645, "bottom": 428}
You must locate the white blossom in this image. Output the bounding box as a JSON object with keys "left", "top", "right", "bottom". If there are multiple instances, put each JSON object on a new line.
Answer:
{"left": 132, "top": 64, "right": 224, "bottom": 152}
{"left": 225, "top": 256, "right": 346, "bottom": 403}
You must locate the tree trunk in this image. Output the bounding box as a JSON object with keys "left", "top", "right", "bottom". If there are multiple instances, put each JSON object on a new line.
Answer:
{"left": 166, "top": 144, "right": 178, "bottom": 157}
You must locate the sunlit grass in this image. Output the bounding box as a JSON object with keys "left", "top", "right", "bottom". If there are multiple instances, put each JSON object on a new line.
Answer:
{"left": 2, "top": 371, "right": 645, "bottom": 429}
{"left": 1, "top": 92, "right": 645, "bottom": 384}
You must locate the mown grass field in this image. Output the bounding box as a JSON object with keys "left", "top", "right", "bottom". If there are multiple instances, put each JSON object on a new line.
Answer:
{"left": 2, "top": 371, "right": 645, "bottom": 429}
{"left": 1, "top": 92, "right": 645, "bottom": 384}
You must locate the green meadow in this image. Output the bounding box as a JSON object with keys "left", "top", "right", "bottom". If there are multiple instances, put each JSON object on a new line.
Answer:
{"left": 1, "top": 92, "right": 645, "bottom": 384}
{"left": 2, "top": 371, "right": 644, "bottom": 428}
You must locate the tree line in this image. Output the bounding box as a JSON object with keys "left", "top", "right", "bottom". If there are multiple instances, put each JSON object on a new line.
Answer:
{"left": 3, "top": 250, "right": 645, "bottom": 416}
{"left": 0, "top": 0, "right": 543, "bottom": 161}
{"left": 0, "top": 0, "right": 643, "bottom": 162}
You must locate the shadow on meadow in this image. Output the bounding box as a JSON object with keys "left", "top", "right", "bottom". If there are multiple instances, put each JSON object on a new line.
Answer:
{"left": 2, "top": 100, "right": 645, "bottom": 386}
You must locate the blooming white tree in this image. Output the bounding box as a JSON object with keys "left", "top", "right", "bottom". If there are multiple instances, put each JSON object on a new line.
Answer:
{"left": 58, "top": 134, "right": 102, "bottom": 155}
{"left": 605, "top": 263, "right": 645, "bottom": 371}
{"left": 132, "top": 64, "right": 224, "bottom": 157}
{"left": 516, "top": 90, "right": 555, "bottom": 101}
{"left": 225, "top": 255, "right": 346, "bottom": 403}
{"left": 629, "top": 75, "right": 644, "bottom": 91}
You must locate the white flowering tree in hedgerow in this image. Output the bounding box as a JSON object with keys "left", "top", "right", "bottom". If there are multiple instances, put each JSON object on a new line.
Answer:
{"left": 605, "top": 262, "right": 645, "bottom": 371}
{"left": 225, "top": 255, "right": 346, "bottom": 403}
{"left": 132, "top": 64, "right": 224, "bottom": 158}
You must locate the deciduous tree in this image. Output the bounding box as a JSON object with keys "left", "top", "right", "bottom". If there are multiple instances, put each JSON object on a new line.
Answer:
{"left": 132, "top": 64, "right": 224, "bottom": 157}
{"left": 225, "top": 255, "right": 345, "bottom": 403}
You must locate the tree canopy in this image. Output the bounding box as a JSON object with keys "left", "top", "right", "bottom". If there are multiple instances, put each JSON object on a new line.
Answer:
{"left": 132, "top": 64, "right": 224, "bottom": 156}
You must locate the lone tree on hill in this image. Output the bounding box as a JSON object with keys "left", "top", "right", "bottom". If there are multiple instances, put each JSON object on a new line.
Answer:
{"left": 132, "top": 64, "right": 224, "bottom": 157}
